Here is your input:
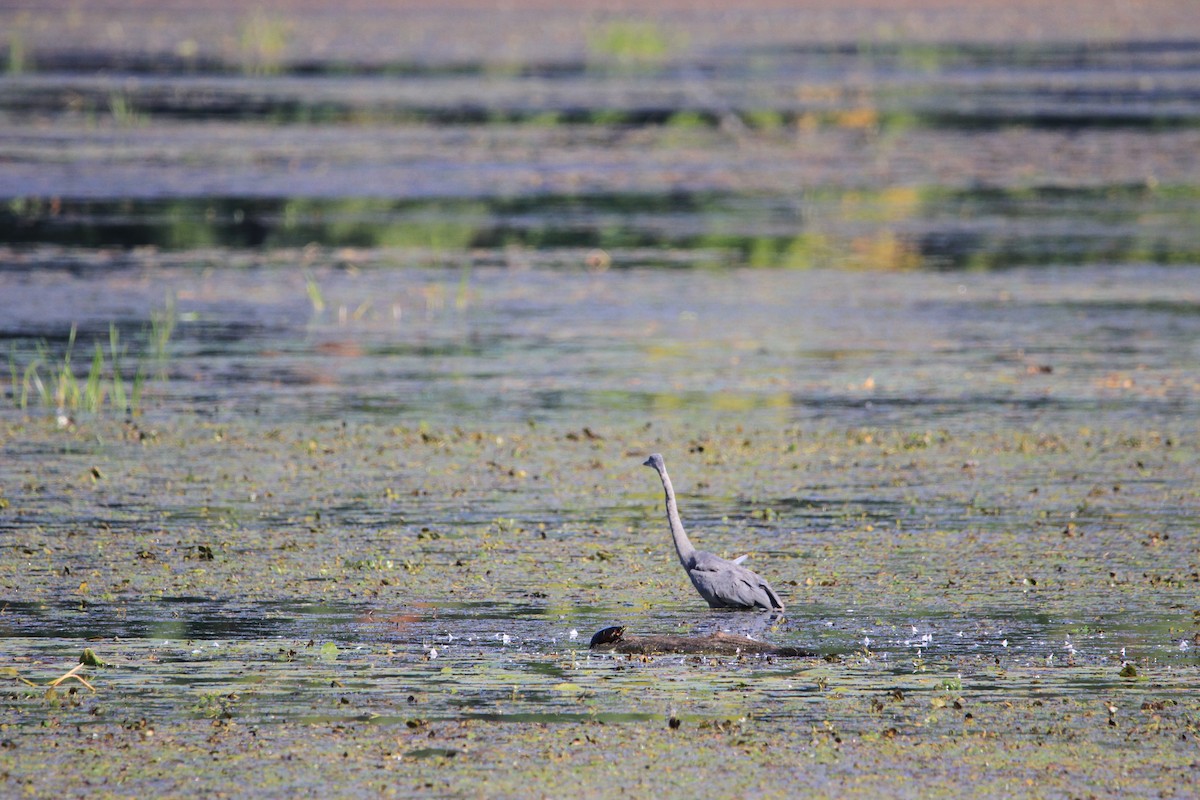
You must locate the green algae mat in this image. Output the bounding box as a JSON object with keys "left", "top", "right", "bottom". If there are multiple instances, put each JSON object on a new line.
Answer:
{"left": 3, "top": 338, "right": 1197, "bottom": 797}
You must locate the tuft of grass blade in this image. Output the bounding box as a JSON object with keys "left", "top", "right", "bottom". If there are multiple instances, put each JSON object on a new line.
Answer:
{"left": 109, "top": 323, "right": 128, "bottom": 416}
{"left": 305, "top": 271, "right": 326, "bottom": 314}
{"left": 83, "top": 343, "right": 105, "bottom": 413}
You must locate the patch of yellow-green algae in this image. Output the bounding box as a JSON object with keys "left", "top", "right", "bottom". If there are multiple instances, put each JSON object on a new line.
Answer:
{"left": 1, "top": 415, "right": 1195, "bottom": 613}
{"left": 1, "top": 701, "right": 1197, "bottom": 797}
{"left": 2, "top": 414, "right": 1198, "bottom": 797}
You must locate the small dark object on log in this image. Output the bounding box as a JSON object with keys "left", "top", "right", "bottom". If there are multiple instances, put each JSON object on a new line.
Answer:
{"left": 589, "top": 626, "right": 627, "bottom": 648}
{"left": 588, "top": 628, "right": 811, "bottom": 657}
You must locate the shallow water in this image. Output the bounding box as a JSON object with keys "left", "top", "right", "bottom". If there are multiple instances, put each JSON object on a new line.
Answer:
{"left": 2, "top": 2, "right": 1200, "bottom": 797}
{"left": 4, "top": 15, "right": 1200, "bottom": 269}
{"left": 2, "top": 258, "right": 1199, "bottom": 794}
{"left": 3, "top": 263, "right": 1199, "bottom": 429}
{"left": 6, "top": 596, "right": 1195, "bottom": 732}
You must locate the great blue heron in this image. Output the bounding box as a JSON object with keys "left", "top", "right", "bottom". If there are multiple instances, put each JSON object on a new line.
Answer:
{"left": 642, "top": 453, "right": 785, "bottom": 612}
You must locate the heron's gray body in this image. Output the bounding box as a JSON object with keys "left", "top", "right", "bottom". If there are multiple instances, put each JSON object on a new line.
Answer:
{"left": 643, "top": 453, "right": 785, "bottom": 612}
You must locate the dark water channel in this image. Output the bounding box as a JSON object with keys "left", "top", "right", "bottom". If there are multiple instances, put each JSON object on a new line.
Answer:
{"left": 4, "top": 594, "right": 1196, "bottom": 732}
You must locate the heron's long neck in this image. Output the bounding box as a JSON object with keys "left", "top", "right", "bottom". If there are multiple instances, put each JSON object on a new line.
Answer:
{"left": 656, "top": 467, "right": 696, "bottom": 567}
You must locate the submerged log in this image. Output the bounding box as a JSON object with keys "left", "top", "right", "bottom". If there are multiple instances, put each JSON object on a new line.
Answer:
{"left": 588, "top": 626, "right": 812, "bottom": 657}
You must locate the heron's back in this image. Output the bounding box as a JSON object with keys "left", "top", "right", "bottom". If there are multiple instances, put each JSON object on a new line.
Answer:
{"left": 687, "top": 551, "right": 784, "bottom": 611}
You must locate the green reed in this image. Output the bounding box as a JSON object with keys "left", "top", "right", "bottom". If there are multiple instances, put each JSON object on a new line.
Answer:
{"left": 6, "top": 300, "right": 175, "bottom": 417}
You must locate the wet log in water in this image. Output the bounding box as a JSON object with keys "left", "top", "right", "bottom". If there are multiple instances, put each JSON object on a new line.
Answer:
{"left": 588, "top": 626, "right": 812, "bottom": 657}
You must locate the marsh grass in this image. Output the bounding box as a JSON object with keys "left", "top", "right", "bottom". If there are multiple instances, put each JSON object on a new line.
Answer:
{"left": 588, "top": 20, "right": 677, "bottom": 67}
{"left": 6, "top": 301, "right": 174, "bottom": 417}
{"left": 304, "top": 270, "right": 326, "bottom": 314}
{"left": 108, "top": 93, "right": 144, "bottom": 128}
{"left": 240, "top": 9, "right": 289, "bottom": 75}
{"left": 149, "top": 295, "right": 176, "bottom": 366}
{"left": 7, "top": 27, "right": 30, "bottom": 75}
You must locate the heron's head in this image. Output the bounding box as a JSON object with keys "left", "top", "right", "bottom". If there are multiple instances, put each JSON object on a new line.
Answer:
{"left": 642, "top": 453, "right": 665, "bottom": 470}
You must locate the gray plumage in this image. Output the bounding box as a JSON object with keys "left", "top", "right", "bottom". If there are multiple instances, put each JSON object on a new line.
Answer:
{"left": 642, "top": 453, "right": 785, "bottom": 612}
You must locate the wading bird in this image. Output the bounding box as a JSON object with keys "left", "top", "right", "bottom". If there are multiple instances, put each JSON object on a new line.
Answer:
{"left": 642, "top": 453, "right": 784, "bottom": 612}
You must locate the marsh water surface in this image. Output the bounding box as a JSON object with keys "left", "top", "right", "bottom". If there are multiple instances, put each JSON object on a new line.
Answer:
{"left": 2, "top": 1, "right": 1199, "bottom": 797}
